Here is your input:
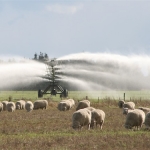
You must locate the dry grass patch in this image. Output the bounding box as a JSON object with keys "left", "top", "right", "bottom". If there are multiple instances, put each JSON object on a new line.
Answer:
{"left": 0, "top": 100, "right": 150, "bottom": 149}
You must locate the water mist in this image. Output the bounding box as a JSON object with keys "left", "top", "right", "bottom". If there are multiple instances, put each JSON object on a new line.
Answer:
{"left": 57, "top": 52, "right": 150, "bottom": 91}
{"left": 0, "top": 56, "right": 46, "bottom": 90}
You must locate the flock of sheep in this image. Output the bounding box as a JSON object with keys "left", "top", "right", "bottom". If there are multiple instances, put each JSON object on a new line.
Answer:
{"left": 58, "top": 99, "right": 105, "bottom": 130}
{"left": 118, "top": 100, "right": 150, "bottom": 130}
{"left": 58, "top": 98, "right": 150, "bottom": 130}
{"left": 0, "top": 100, "right": 48, "bottom": 112}
{"left": 1, "top": 98, "right": 150, "bottom": 130}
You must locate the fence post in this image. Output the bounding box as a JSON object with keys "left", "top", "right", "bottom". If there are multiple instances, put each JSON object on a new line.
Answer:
{"left": 124, "top": 93, "right": 125, "bottom": 101}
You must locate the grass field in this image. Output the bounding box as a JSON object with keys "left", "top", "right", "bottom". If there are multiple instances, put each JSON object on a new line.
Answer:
{"left": 1, "top": 90, "right": 150, "bottom": 102}
{"left": 0, "top": 91, "right": 150, "bottom": 149}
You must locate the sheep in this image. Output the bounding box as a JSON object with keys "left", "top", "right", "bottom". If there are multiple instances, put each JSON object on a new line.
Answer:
{"left": 7, "top": 102, "right": 16, "bottom": 112}
{"left": 122, "top": 107, "right": 140, "bottom": 115}
{"left": 2, "top": 101, "right": 8, "bottom": 111}
{"left": 72, "top": 108, "right": 91, "bottom": 130}
{"left": 68, "top": 99, "right": 75, "bottom": 108}
{"left": 0, "top": 102, "right": 3, "bottom": 112}
{"left": 58, "top": 100, "right": 71, "bottom": 111}
{"left": 76, "top": 100, "right": 90, "bottom": 111}
{"left": 58, "top": 99, "right": 75, "bottom": 111}
{"left": 15, "top": 100, "right": 26, "bottom": 110}
{"left": 25, "top": 101, "right": 34, "bottom": 112}
{"left": 124, "top": 109, "right": 145, "bottom": 130}
{"left": 118, "top": 100, "right": 135, "bottom": 110}
{"left": 144, "top": 112, "right": 150, "bottom": 130}
{"left": 90, "top": 109, "right": 105, "bottom": 129}
{"left": 138, "top": 107, "right": 150, "bottom": 115}
{"left": 33, "top": 100, "right": 48, "bottom": 110}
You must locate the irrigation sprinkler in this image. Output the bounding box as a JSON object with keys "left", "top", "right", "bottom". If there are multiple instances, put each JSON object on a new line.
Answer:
{"left": 33, "top": 53, "right": 68, "bottom": 98}
{"left": 38, "top": 58, "right": 68, "bottom": 98}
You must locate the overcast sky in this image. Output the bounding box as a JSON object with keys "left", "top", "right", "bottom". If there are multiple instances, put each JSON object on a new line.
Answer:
{"left": 0, "top": 0, "right": 150, "bottom": 59}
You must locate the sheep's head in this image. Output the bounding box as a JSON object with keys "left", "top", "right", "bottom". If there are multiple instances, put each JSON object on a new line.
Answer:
{"left": 118, "top": 100, "right": 125, "bottom": 108}
{"left": 123, "top": 107, "right": 129, "bottom": 115}
{"left": 72, "top": 121, "right": 81, "bottom": 130}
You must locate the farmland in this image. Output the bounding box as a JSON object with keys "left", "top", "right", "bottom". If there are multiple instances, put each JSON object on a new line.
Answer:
{"left": 0, "top": 91, "right": 150, "bottom": 149}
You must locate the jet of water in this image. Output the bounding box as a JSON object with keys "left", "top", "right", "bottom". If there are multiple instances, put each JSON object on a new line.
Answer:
{"left": 57, "top": 52, "right": 150, "bottom": 90}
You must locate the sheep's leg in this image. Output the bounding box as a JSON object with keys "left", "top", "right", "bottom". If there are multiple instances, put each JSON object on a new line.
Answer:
{"left": 100, "top": 120, "right": 104, "bottom": 130}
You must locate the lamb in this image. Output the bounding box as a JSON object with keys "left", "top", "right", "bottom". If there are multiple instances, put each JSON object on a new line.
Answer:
{"left": 16, "top": 100, "right": 26, "bottom": 110}
{"left": 2, "top": 101, "right": 8, "bottom": 111}
{"left": 76, "top": 100, "right": 90, "bottom": 111}
{"left": 124, "top": 109, "right": 145, "bottom": 130}
{"left": 118, "top": 100, "right": 135, "bottom": 110}
{"left": 33, "top": 100, "right": 48, "bottom": 110}
{"left": 138, "top": 107, "right": 150, "bottom": 115}
{"left": 90, "top": 109, "right": 105, "bottom": 129}
{"left": 0, "top": 102, "right": 3, "bottom": 112}
{"left": 72, "top": 108, "right": 91, "bottom": 130}
{"left": 144, "top": 112, "right": 150, "bottom": 129}
{"left": 25, "top": 101, "right": 34, "bottom": 112}
{"left": 7, "top": 102, "right": 16, "bottom": 112}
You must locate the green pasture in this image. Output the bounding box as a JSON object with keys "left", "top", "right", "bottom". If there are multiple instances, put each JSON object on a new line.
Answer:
{"left": 1, "top": 90, "right": 150, "bottom": 102}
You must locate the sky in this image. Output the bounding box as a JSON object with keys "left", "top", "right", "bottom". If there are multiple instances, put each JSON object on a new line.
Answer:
{"left": 0, "top": 0, "right": 150, "bottom": 59}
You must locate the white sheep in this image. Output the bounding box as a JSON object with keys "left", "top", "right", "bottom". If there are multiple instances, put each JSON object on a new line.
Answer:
{"left": 144, "top": 112, "right": 150, "bottom": 130}
{"left": 25, "top": 101, "right": 34, "bottom": 112}
{"left": 33, "top": 100, "right": 48, "bottom": 110}
{"left": 91, "top": 109, "right": 105, "bottom": 129}
{"left": 2, "top": 101, "right": 8, "bottom": 111}
{"left": 58, "top": 100, "right": 70, "bottom": 111}
{"left": 72, "top": 108, "right": 91, "bottom": 130}
{"left": 118, "top": 100, "right": 135, "bottom": 110}
{"left": 7, "top": 102, "right": 16, "bottom": 112}
{"left": 58, "top": 99, "right": 75, "bottom": 111}
{"left": 122, "top": 107, "right": 138, "bottom": 115}
{"left": 124, "top": 109, "right": 145, "bottom": 130}
{"left": 68, "top": 99, "right": 75, "bottom": 108}
{"left": 16, "top": 100, "right": 26, "bottom": 110}
{"left": 76, "top": 100, "right": 90, "bottom": 111}
{"left": 138, "top": 107, "right": 150, "bottom": 115}
{"left": 0, "top": 102, "right": 3, "bottom": 112}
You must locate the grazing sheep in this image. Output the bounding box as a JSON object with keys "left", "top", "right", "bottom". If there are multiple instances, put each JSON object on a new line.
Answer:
{"left": 7, "top": 102, "right": 16, "bottom": 112}
{"left": 58, "top": 99, "right": 75, "bottom": 111}
{"left": 0, "top": 102, "right": 3, "bottom": 112}
{"left": 33, "top": 100, "right": 48, "bottom": 110}
{"left": 76, "top": 100, "right": 90, "bottom": 111}
{"left": 144, "top": 112, "right": 150, "bottom": 129}
{"left": 72, "top": 108, "right": 91, "bottom": 130}
{"left": 2, "top": 101, "right": 8, "bottom": 111}
{"left": 122, "top": 107, "right": 139, "bottom": 115}
{"left": 25, "top": 101, "right": 34, "bottom": 112}
{"left": 58, "top": 100, "right": 70, "bottom": 111}
{"left": 68, "top": 99, "right": 75, "bottom": 108}
{"left": 16, "top": 100, "right": 26, "bottom": 110}
{"left": 118, "top": 100, "right": 135, "bottom": 110}
{"left": 91, "top": 109, "right": 105, "bottom": 129}
{"left": 124, "top": 109, "right": 145, "bottom": 130}
{"left": 138, "top": 107, "right": 150, "bottom": 115}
